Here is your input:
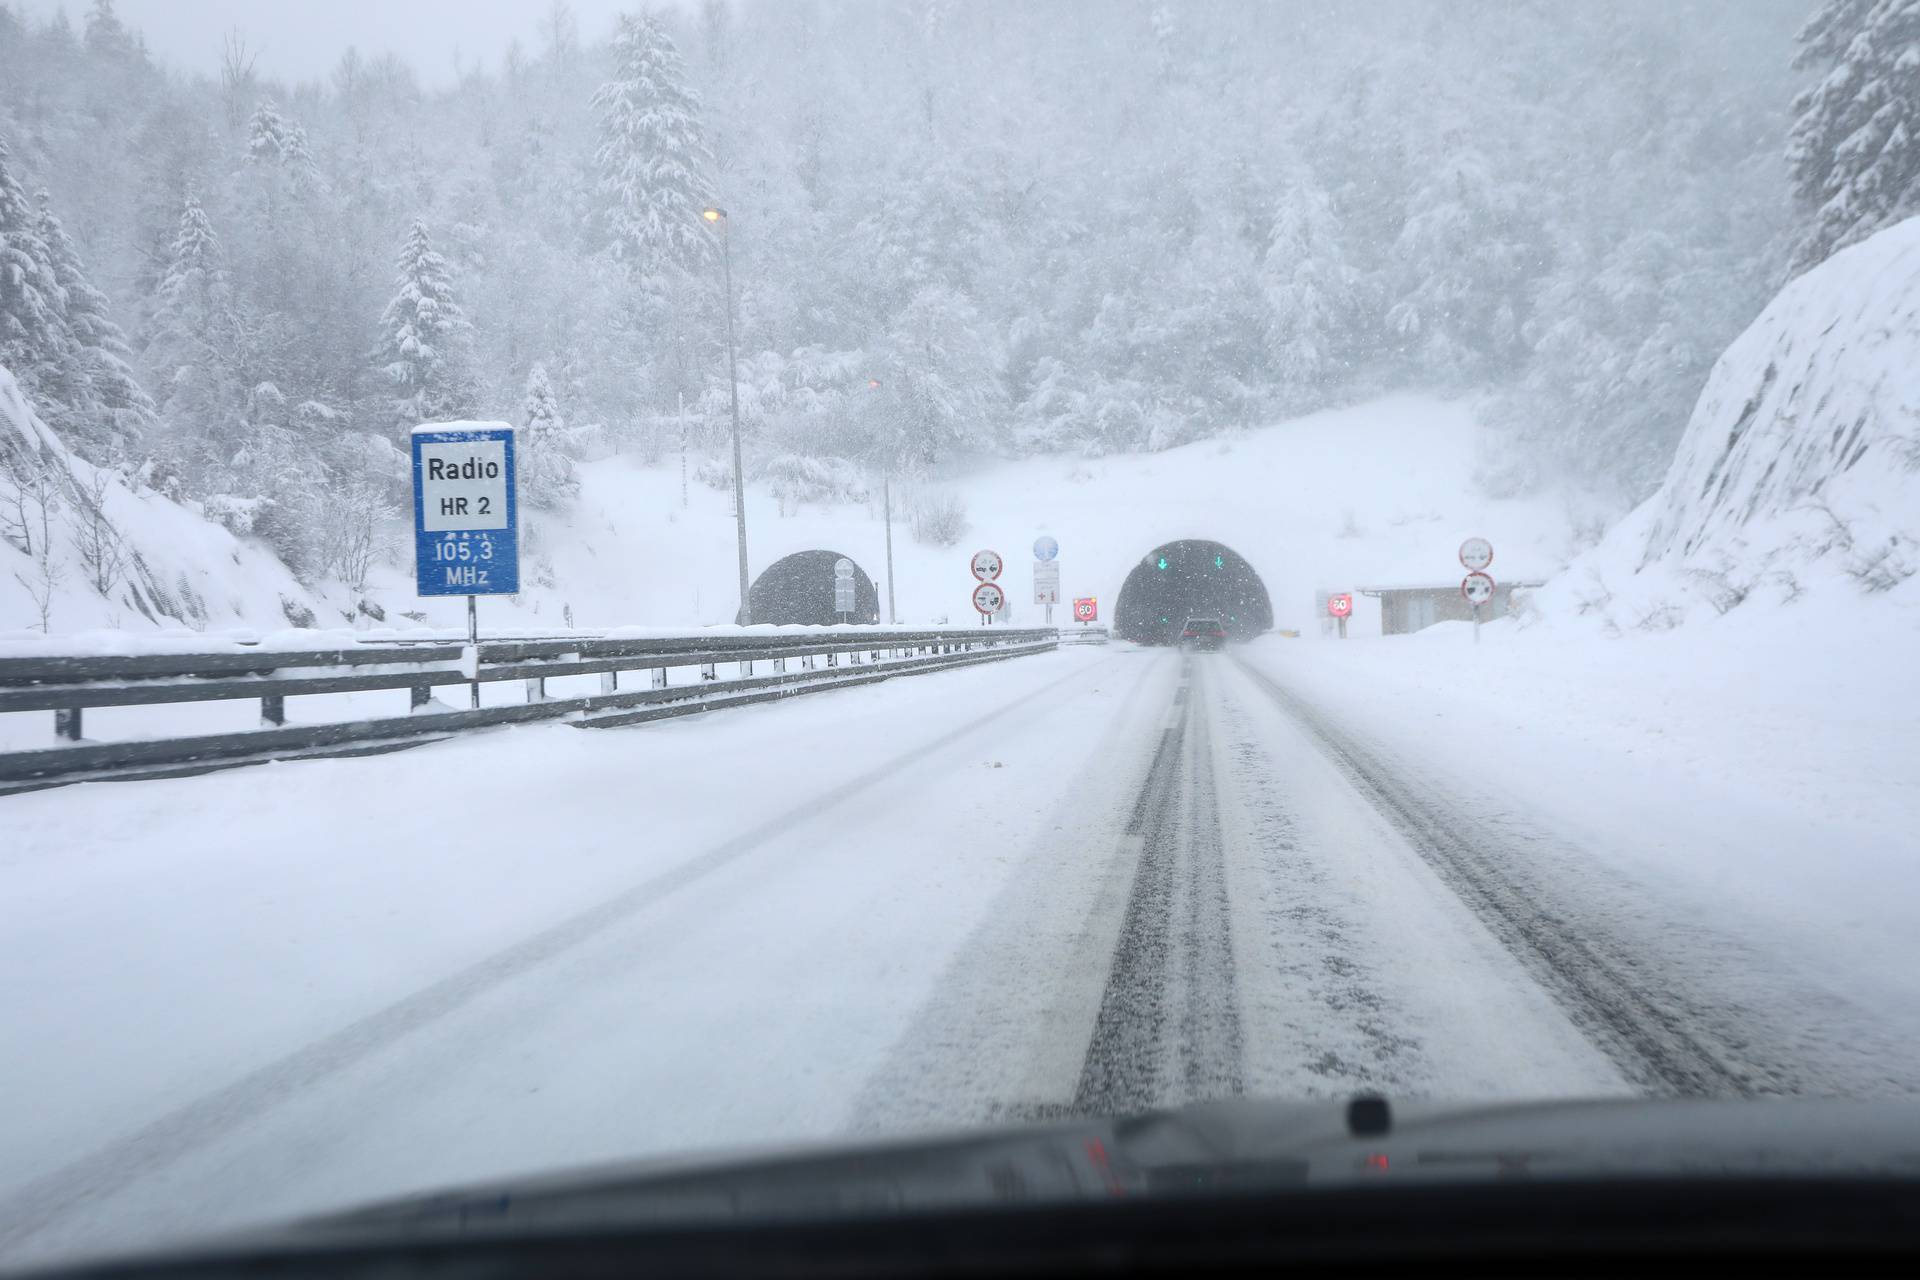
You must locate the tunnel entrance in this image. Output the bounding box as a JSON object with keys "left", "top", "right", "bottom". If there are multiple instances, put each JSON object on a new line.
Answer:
{"left": 1114, "top": 540, "right": 1273, "bottom": 644}
{"left": 747, "top": 550, "right": 881, "bottom": 625}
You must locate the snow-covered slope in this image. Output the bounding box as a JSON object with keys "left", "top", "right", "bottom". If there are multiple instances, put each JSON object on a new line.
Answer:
{"left": 1530, "top": 217, "right": 1920, "bottom": 631}
{"left": 0, "top": 366, "right": 330, "bottom": 637}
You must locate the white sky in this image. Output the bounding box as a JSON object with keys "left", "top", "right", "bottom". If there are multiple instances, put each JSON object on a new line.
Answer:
{"left": 15, "top": 1, "right": 655, "bottom": 88}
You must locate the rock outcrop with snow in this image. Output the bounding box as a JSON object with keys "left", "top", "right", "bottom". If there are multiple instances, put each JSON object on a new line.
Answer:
{"left": 2, "top": 365, "right": 330, "bottom": 637}
{"left": 1537, "top": 217, "right": 1920, "bottom": 628}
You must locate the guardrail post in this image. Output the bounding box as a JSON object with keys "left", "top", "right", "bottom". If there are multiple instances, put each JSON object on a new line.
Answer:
{"left": 739, "top": 660, "right": 752, "bottom": 678}
{"left": 804, "top": 654, "right": 817, "bottom": 671}
{"left": 652, "top": 667, "right": 668, "bottom": 689}
{"left": 775, "top": 656, "right": 787, "bottom": 673}
{"left": 260, "top": 695, "right": 286, "bottom": 726}
{"left": 700, "top": 662, "right": 717, "bottom": 681}
{"left": 525, "top": 677, "right": 546, "bottom": 703}
{"left": 410, "top": 683, "right": 431, "bottom": 711}
{"left": 826, "top": 651, "right": 838, "bottom": 668}
{"left": 55, "top": 707, "right": 82, "bottom": 740}
{"left": 600, "top": 671, "right": 618, "bottom": 695}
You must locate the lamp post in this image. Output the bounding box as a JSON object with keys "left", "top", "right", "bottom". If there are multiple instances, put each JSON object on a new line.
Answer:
{"left": 703, "top": 205, "right": 751, "bottom": 625}
{"left": 867, "top": 378, "right": 897, "bottom": 625}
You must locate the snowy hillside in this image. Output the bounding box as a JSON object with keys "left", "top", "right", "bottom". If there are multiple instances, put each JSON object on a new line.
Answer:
{"left": 1530, "top": 217, "right": 1920, "bottom": 632}
{"left": 0, "top": 374, "right": 1590, "bottom": 645}
{"left": 0, "top": 366, "right": 331, "bottom": 637}
{"left": 355, "top": 394, "right": 1581, "bottom": 639}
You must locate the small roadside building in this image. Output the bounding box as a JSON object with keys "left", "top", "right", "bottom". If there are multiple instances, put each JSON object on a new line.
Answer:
{"left": 1358, "top": 581, "right": 1543, "bottom": 636}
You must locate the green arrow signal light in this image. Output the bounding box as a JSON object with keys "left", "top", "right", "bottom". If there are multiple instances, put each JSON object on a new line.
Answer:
{"left": 1214, "top": 554, "right": 1225, "bottom": 569}
{"left": 1156, "top": 556, "right": 1169, "bottom": 570}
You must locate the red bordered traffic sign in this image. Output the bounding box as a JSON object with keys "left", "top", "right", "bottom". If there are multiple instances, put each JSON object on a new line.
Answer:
{"left": 970, "top": 549, "right": 1004, "bottom": 582}
{"left": 1459, "top": 537, "right": 1493, "bottom": 571}
{"left": 1073, "top": 596, "right": 1098, "bottom": 622}
{"left": 1461, "top": 571, "right": 1495, "bottom": 604}
{"left": 972, "top": 581, "right": 1006, "bottom": 614}
{"left": 1327, "top": 592, "right": 1353, "bottom": 618}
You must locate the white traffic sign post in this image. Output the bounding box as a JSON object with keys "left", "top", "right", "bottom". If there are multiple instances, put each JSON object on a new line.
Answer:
{"left": 412, "top": 423, "right": 519, "bottom": 708}
{"left": 1327, "top": 591, "right": 1353, "bottom": 640}
{"left": 972, "top": 581, "right": 1006, "bottom": 618}
{"left": 1458, "top": 537, "right": 1495, "bottom": 644}
{"left": 1462, "top": 569, "right": 1495, "bottom": 644}
{"left": 833, "top": 557, "right": 856, "bottom": 623}
{"left": 970, "top": 549, "right": 1003, "bottom": 625}
{"left": 1033, "top": 560, "right": 1061, "bottom": 621}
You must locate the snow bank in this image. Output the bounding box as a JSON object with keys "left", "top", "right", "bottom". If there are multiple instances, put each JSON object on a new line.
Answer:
{"left": 0, "top": 365, "right": 331, "bottom": 636}
{"left": 1530, "top": 217, "right": 1920, "bottom": 632}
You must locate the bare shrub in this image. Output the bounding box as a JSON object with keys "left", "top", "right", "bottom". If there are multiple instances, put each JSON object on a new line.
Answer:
{"left": 910, "top": 490, "right": 968, "bottom": 547}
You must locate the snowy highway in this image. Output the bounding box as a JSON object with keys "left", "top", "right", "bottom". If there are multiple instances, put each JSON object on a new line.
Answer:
{"left": 2, "top": 639, "right": 1917, "bottom": 1263}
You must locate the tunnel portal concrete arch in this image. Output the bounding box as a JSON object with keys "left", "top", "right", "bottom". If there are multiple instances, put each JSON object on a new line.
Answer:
{"left": 747, "top": 550, "right": 881, "bottom": 625}
{"left": 1114, "top": 540, "right": 1273, "bottom": 644}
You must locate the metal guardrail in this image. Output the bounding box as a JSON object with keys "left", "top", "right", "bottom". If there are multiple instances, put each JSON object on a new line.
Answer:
{"left": 0, "top": 628, "right": 1059, "bottom": 793}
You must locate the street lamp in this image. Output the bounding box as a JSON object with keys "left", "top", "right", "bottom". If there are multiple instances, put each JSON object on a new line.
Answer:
{"left": 866, "top": 377, "right": 897, "bottom": 624}
{"left": 704, "top": 205, "right": 751, "bottom": 625}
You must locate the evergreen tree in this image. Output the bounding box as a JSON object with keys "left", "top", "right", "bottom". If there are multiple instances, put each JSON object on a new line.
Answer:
{"left": 0, "top": 136, "right": 68, "bottom": 406}
{"left": 81, "top": 0, "right": 139, "bottom": 61}
{"left": 376, "top": 218, "right": 475, "bottom": 430}
{"left": 591, "top": 11, "right": 715, "bottom": 276}
{"left": 144, "top": 193, "right": 238, "bottom": 439}
{"left": 35, "top": 190, "right": 154, "bottom": 457}
{"left": 520, "top": 361, "right": 577, "bottom": 507}
{"left": 1787, "top": 0, "right": 1920, "bottom": 273}
{"left": 1261, "top": 169, "right": 1359, "bottom": 402}
{"left": 874, "top": 284, "right": 999, "bottom": 470}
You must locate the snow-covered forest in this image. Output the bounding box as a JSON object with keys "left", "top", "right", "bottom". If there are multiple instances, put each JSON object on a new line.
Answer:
{"left": 1, "top": 0, "right": 1915, "bottom": 604}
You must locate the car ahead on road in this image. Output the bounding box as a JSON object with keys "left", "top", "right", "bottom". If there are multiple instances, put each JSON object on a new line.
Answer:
{"left": 34, "top": 1095, "right": 1920, "bottom": 1276}
{"left": 1180, "top": 617, "right": 1228, "bottom": 651}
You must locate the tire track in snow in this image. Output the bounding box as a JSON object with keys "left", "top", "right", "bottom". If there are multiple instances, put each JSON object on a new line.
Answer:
{"left": 1072, "top": 656, "right": 1244, "bottom": 1115}
{"left": 0, "top": 653, "right": 1115, "bottom": 1257}
{"left": 1230, "top": 653, "right": 1787, "bottom": 1097}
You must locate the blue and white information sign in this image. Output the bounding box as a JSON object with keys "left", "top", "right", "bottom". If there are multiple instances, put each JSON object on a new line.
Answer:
{"left": 411, "top": 423, "right": 519, "bottom": 596}
{"left": 1032, "top": 535, "right": 1059, "bottom": 562}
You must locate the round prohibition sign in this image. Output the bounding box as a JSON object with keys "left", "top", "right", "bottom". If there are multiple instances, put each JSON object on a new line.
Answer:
{"left": 970, "top": 549, "right": 1004, "bottom": 582}
{"left": 1462, "top": 571, "right": 1495, "bottom": 605}
{"left": 972, "top": 581, "right": 1006, "bottom": 614}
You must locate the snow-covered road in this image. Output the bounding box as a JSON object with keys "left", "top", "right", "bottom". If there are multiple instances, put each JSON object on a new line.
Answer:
{"left": 0, "top": 640, "right": 1911, "bottom": 1265}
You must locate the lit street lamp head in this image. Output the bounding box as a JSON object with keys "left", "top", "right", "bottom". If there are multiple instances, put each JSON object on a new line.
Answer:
{"left": 702, "top": 207, "right": 726, "bottom": 222}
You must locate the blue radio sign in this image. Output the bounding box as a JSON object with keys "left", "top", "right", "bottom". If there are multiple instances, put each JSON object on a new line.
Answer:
{"left": 411, "top": 423, "right": 519, "bottom": 596}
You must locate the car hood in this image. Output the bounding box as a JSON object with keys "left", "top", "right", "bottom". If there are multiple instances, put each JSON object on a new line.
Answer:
{"left": 271, "top": 1095, "right": 1920, "bottom": 1243}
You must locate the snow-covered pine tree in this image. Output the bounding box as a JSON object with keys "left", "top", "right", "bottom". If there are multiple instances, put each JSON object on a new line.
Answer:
{"left": 144, "top": 193, "right": 239, "bottom": 440}
{"left": 520, "top": 361, "right": 578, "bottom": 507}
{"left": 375, "top": 218, "right": 475, "bottom": 431}
{"left": 0, "top": 135, "right": 70, "bottom": 414}
{"left": 1261, "top": 169, "right": 1359, "bottom": 403}
{"left": 591, "top": 11, "right": 715, "bottom": 278}
{"left": 874, "top": 284, "right": 999, "bottom": 470}
{"left": 1385, "top": 145, "right": 1541, "bottom": 384}
{"left": 35, "top": 190, "right": 154, "bottom": 459}
{"left": 246, "top": 98, "right": 320, "bottom": 191}
{"left": 1787, "top": 0, "right": 1920, "bottom": 274}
